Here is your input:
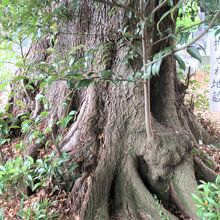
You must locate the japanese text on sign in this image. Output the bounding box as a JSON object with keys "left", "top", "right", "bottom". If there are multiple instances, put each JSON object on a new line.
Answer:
{"left": 209, "top": 35, "right": 220, "bottom": 112}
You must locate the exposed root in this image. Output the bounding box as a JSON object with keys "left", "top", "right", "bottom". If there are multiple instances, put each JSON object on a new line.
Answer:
{"left": 194, "top": 146, "right": 218, "bottom": 171}
{"left": 23, "top": 141, "right": 45, "bottom": 160}
{"left": 170, "top": 156, "right": 199, "bottom": 220}
{"left": 59, "top": 97, "right": 87, "bottom": 149}
{"left": 59, "top": 87, "right": 98, "bottom": 152}
{"left": 112, "top": 157, "right": 178, "bottom": 220}
{"left": 186, "top": 110, "right": 218, "bottom": 145}
{"left": 194, "top": 156, "right": 217, "bottom": 183}
{"left": 68, "top": 141, "right": 116, "bottom": 220}
{"left": 68, "top": 172, "right": 92, "bottom": 220}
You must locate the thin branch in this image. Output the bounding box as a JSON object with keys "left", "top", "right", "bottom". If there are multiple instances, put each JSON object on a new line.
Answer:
{"left": 151, "top": 0, "right": 168, "bottom": 15}
{"left": 152, "top": 18, "right": 213, "bottom": 46}
{"left": 19, "top": 38, "right": 26, "bottom": 66}
{"left": 153, "top": 33, "right": 172, "bottom": 46}
{"left": 124, "top": 37, "right": 142, "bottom": 56}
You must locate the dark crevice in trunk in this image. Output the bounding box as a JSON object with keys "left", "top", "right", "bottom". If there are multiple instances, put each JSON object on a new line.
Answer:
{"left": 168, "top": 200, "right": 190, "bottom": 220}
{"left": 108, "top": 173, "right": 117, "bottom": 218}
{"left": 137, "top": 156, "right": 169, "bottom": 207}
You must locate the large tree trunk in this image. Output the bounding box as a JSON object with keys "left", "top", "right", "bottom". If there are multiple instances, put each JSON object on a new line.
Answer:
{"left": 10, "top": 1, "right": 218, "bottom": 219}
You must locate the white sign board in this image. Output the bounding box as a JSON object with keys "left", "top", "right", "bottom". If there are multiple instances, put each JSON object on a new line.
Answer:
{"left": 209, "top": 36, "right": 220, "bottom": 112}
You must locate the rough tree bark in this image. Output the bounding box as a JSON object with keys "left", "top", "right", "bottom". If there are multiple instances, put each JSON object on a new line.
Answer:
{"left": 10, "top": 0, "right": 219, "bottom": 219}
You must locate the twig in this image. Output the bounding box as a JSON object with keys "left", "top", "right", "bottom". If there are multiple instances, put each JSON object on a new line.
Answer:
{"left": 124, "top": 37, "right": 142, "bottom": 56}
{"left": 184, "top": 67, "right": 191, "bottom": 89}
{"left": 152, "top": 20, "right": 208, "bottom": 46}
{"left": 152, "top": 33, "right": 172, "bottom": 46}
{"left": 151, "top": 0, "right": 168, "bottom": 15}
{"left": 19, "top": 38, "right": 26, "bottom": 66}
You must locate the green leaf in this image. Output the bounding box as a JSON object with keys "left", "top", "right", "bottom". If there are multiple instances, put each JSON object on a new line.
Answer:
{"left": 77, "top": 79, "right": 93, "bottom": 89}
{"left": 9, "top": 125, "right": 20, "bottom": 129}
{"left": 187, "top": 46, "right": 201, "bottom": 63}
{"left": 155, "top": 58, "right": 163, "bottom": 75}
{"left": 69, "top": 110, "right": 77, "bottom": 116}
{"left": 35, "top": 94, "right": 44, "bottom": 101}
{"left": 142, "top": 65, "right": 152, "bottom": 79}
{"left": 174, "top": 54, "right": 186, "bottom": 70}
{"left": 206, "top": 197, "right": 218, "bottom": 206}
{"left": 40, "top": 111, "right": 49, "bottom": 117}
{"left": 33, "top": 182, "right": 42, "bottom": 191}
{"left": 2, "top": 0, "right": 10, "bottom": 5}
{"left": 214, "top": 29, "right": 220, "bottom": 40}
{"left": 215, "top": 29, "right": 220, "bottom": 36}
{"left": 101, "top": 70, "right": 112, "bottom": 79}
{"left": 203, "top": 212, "right": 218, "bottom": 218}
{"left": 152, "top": 59, "right": 163, "bottom": 76}
{"left": 0, "top": 138, "right": 8, "bottom": 146}
{"left": 167, "top": 0, "right": 174, "bottom": 7}
{"left": 12, "top": 76, "right": 28, "bottom": 83}
{"left": 192, "top": 194, "right": 203, "bottom": 205}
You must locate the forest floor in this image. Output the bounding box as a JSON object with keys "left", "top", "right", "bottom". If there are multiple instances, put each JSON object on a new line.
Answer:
{"left": 0, "top": 69, "right": 220, "bottom": 219}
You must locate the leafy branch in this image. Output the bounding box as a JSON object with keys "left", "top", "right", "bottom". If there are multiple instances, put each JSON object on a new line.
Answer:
{"left": 147, "top": 8, "right": 220, "bottom": 68}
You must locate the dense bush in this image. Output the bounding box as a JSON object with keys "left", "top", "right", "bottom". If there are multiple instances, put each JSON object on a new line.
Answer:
{"left": 193, "top": 175, "right": 220, "bottom": 219}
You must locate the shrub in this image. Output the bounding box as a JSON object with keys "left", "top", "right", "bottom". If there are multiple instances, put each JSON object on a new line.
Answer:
{"left": 0, "top": 152, "right": 78, "bottom": 196}
{"left": 192, "top": 175, "right": 220, "bottom": 219}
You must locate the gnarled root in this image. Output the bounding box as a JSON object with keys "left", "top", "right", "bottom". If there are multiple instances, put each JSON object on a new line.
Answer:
{"left": 194, "top": 156, "right": 217, "bottom": 183}
{"left": 186, "top": 110, "right": 218, "bottom": 145}
{"left": 170, "top": 157, "right": 199, "bottom": 220}
{"left": 68, "top": 141, "right": 117, "bottom": 220}
{"left": 111, "top": 157, "right": 178, "bottom": 220}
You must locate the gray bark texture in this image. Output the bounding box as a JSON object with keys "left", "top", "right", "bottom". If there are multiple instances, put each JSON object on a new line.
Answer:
{"left": 10, "top": 0, "right": 218, "bottom": 219}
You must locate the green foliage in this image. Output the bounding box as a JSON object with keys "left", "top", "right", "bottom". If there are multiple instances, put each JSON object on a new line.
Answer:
{"left": 34, "top": 152, "right": 78, "bottom": 191}
{"left": 57, "top": 110, "right": 76, "bottom": 129}
{"left": 18, "top": 198, "right": 58, "bottom": 220}
{"left": 192, "top": 175, "right": 220, "bottom": 219}
{"left": 199, "top": 0, "right": 220, "bottom": 17}
{"left": 0, "top": 0, "right": 71, "bottom": 40}
{"left": 0, "top": 112, "right": 29, "bottom": 147}
{"left": 0, "top": 152, "right": 78, "bottom": 196}
{"left": 190, "top": 78, "right": 209, "bottom": 112}
{"left": 0, "top": 156, "right": 34, "bottom": 194}
{"left": 176, "top": 1, "right": 200, "bottom": 45}
{"left": 178, "top": 0, "right": 199, "bottom": 25}
{"left": 0, "top": 208, "right": 3, "bottom": 220}
{"left": 194, "top": 91, "right": 209, "bottom": 110}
